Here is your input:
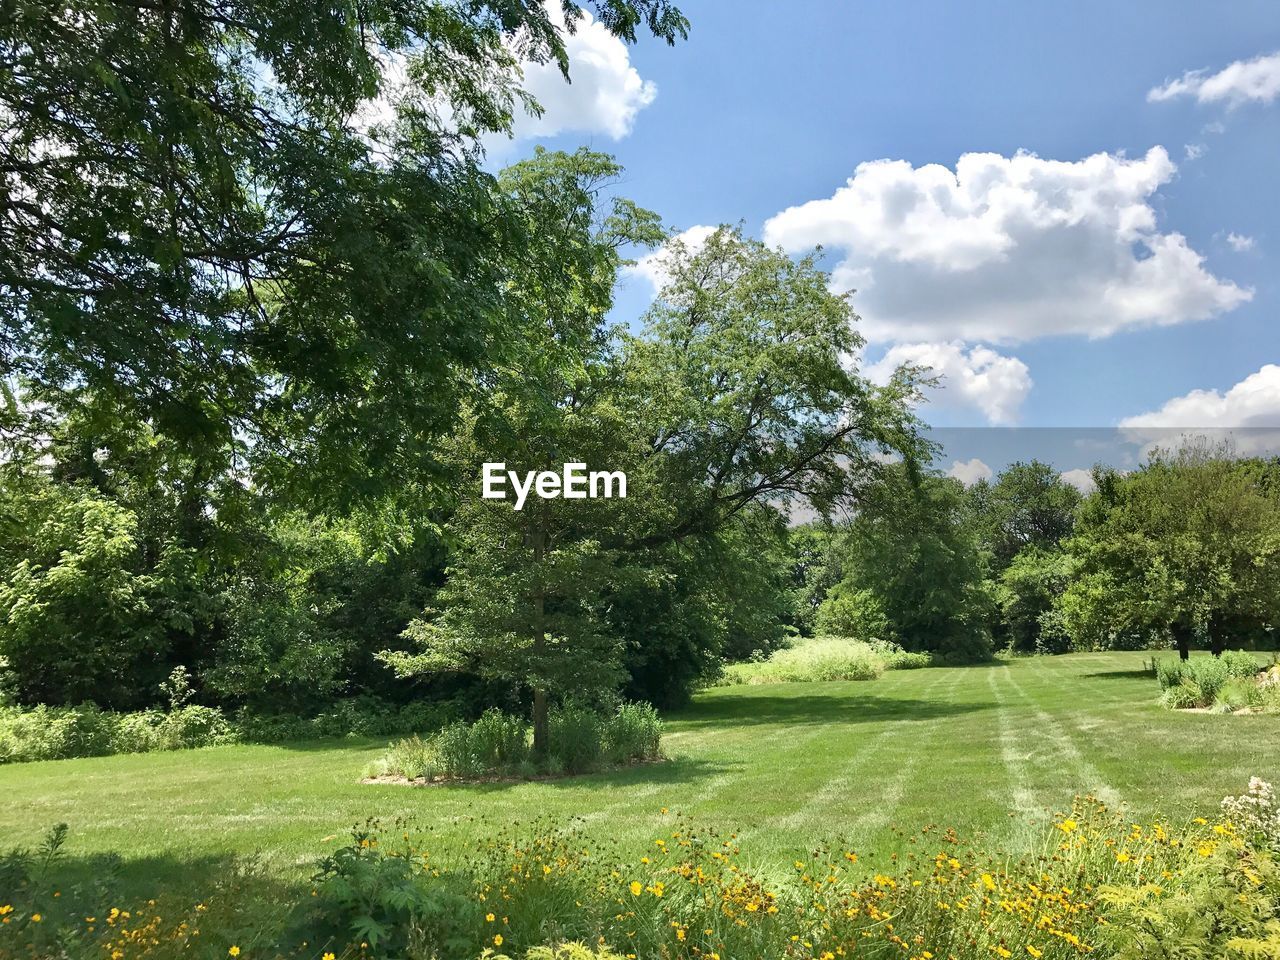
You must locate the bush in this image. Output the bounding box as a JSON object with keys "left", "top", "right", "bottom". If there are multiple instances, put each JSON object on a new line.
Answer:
{"left": 719, "top": 636, "right": 888, "bottom": 685}
{"left": 370, "top": 703, "right": 663, "bottom": 782}
{"left": 548, "top": 703, "right": 605, "bottom": 774}
{"left": 602, "top": 702, "right": 662, "bottom": 765}
{"left": 0, "top": 696, "right": 454, "bottom": 764}
{"left": 1156, "top": 652, "right": 1268, "bottom": 711}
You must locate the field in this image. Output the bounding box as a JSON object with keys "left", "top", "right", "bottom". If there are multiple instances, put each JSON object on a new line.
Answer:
{"left": 3, "top": 651, "right": 1278, "bottom": 897}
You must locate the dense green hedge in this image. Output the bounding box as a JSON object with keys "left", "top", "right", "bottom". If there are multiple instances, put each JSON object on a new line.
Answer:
{"left": 0, "top": 697, "right": 455, "bottom": 764}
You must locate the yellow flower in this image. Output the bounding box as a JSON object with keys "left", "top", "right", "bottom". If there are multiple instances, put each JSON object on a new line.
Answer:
{"left": 229, "top": 949, "right": 241, "bottom": 958}
{"left": 31, "top": 914, "right": 41, "bottom": 923}
{"left": 1026, "top": 947, "right": 1043, "bottom": 959}
{"left": 630, "top": 881, "right": 643, "bottom": 896}
{"left": 996, "top": 948, "right": 1012, "bottom": 959}
{"left": 494, "top": 935, "right": 504, "bottom": 947}
{"left": 1116, "top": 851, "right": 1131, "bottom": 863}
{"left": 981, "top": 873, "right": 996, "bottom": 891}
{"left": 323, "top": 954, "right": 335, "bottom": 960}
{"left": 487, "top": 913, "right": 495, "bottom": 922}
{"left": 1058, "top": 819, "right": 1078, "bottom": 834}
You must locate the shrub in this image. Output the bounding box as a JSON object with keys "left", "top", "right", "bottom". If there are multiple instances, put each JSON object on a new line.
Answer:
{"left": 719, "top": 636, "right": 888, "bottom": 685}
{"left": 1156, "top": 652, "right": 1268, "bottom": 712}
{"left": 548, "top": 703, "right": 605, "bottom": 774}
{"left": 370, "top": 703, "right": 662, "bottom": 782}
{"left": 602, "top": 702, "right": 663, "bottom": 765}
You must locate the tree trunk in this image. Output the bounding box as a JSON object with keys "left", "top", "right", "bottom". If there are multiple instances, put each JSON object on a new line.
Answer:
{"left": 532, "top": 687, "right": 549, "bottom": 758}
{"left": 530, "top": 509, "right": 549, "bottom": 759}
{"left": 1174, "top": 621, "right": 1191, "bottom": 661}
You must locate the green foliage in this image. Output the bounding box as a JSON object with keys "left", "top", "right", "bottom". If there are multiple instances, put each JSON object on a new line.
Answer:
{"left": 965, "top": 459, "right": 1082, "bottom": 573}
{"left": 1, "top": 0, "right": 686, "bottom": 510}
{"left": 996, "top": 547, "right": 1074, "bottom": 653}
{"left": 0, "top": 697, "right": 450, "bottom": 764}
{"left": 1156, "top": 652, "right": 1268, "bottom": 711}
{"left": 1058, "top": 443, "right": 1280, "bottom": 654}
{"left": 719, "top": 636, "right": 889, "bottom": 685}
{"left": 369, "top": 703, "right": 662, "bottom": 781}
{"left": 815, "top": 585, "right": 891, "bottom": 641}
{"left": 0, "top": 481, "right": 202, "bottom": 708}
{"left": 603, "top": 702, "right": 663, "bottom": 765}
{"left": 825, "top": 464, "right": 994, "bottom": 663}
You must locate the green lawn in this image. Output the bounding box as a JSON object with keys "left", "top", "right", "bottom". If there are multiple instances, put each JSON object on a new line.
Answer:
{"left": 3, "top": 651, "right": 1278, "bottom": 895}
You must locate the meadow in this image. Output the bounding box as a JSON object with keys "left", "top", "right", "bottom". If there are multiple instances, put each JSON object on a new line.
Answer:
{"left": 3, "top": 651, "right": 1277, "bottom": 899}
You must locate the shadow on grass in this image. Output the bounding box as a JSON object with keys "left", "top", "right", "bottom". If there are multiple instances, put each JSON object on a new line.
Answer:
{"left": 671, "top": 692, "right": 984, "bottom": 728}
{"left": 397, "top": 756, "right": 728, "bottom": 794}
{"left": 1080, "top": 669, "right": 1155, "bottom": 681}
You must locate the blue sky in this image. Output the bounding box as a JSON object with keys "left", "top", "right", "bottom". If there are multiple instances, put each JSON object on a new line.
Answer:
{"left": 492, "top": 0, "right": 1280, "bottom": 479}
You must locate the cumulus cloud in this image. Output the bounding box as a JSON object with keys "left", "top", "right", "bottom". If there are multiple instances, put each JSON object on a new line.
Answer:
{"left": 1226, "top": 232, "right": 1256, "bottom": 252}
{"left": 947, "top": 458, "right": 994, "bottom": 486}
{"left": 1120, "top": 365, "right": 1280, "bottom": 458}
{"left": 864, "top": 341, "right": 1032, "bottom": 425}
{"left": 360, "top": 7, "right": 656, "bottom": 147}
{"left": 1121, "top": 364, "right": 1280, "bottom": 429}
{"left": 627, "top": 224, "right": 718, "bottom": 291}
{"left": 507, "top": 7, "right": 656, "bottom": 141}
{"left": 1059, "top": 468, "right": 1097, "bottom": 495}
{"left": 761, "top": 147, "right": 1250, "bottom": 344}
{"left": 1148, "top": 50, "right": 1280, "bottom": 107}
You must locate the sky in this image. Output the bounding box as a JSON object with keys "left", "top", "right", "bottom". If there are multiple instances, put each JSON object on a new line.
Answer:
{"left": 486, "top": 0, "right": 1280, "bottom": 485}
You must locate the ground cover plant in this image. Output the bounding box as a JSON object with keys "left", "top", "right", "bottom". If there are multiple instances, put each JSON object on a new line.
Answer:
{"left": 1155, "top": 652, "right": 1280, "bottom": 712}
{"left": 363, "top": 703, "right": 663, "bottom": 782}
{"left": 4, "top": 776, "right": 1280, "bottom": 960}
{"left": 1, "top": 655, "right": 1278, "bottom": 899}
{"left": 716, "top": 636, "right": 930, "bottom": 686}
{"left": 0, "top": 697, "right": 455, "bottom": 764}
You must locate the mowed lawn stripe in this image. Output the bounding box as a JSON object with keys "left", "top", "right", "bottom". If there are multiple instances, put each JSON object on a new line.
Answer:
{"left": 1, "top": 652, "right": 1278, "bottom": 898}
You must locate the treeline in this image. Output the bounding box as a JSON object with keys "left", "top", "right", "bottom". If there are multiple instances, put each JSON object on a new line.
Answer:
{"left": 797, "top": 446, "right": 1280, "bottom": 662}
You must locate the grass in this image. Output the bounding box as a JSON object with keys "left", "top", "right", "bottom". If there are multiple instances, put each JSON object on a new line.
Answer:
{"left": 2, "top": 651, "right": 1279, "bottom": 898}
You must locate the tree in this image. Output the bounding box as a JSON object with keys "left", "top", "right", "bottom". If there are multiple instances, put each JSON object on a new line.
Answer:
{"left": 383, "top": 218, "right": 927, "bottom": 748}
{"left": 1, "top": 0, "right": 687, "bottom": 508}
{"left": 1058, "top": 444, "right": 1280, "bottom": 658}
{"left": 379, "top": 149, "right": 661, "bottom": 755}
{"left": 966, "top": 460, "right": 1081, "bottom": 573}
{"left": 828, "top": 464, "right": 994, "bottom": 661}
{"left": 996, "top": 546, "right": 1073, "bottom": 654}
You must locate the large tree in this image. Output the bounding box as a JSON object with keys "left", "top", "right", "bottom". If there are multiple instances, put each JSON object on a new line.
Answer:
{"left": 823, "top": 464, "right": 994, "bottom": 661}
{"left": 1058, "top": 444, "right": 1280, "bottom": 658}
{"left": 0, "top": 0, "right": 686, "bottom": 506}
{"left": 384, "top": 220, "right": 927, "bottom": 749}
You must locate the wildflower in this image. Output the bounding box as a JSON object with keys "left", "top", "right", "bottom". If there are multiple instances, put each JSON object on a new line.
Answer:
{"left": 31, "top": 914, "right": 41, "bottom": 923}
{"left": 630, "top": 881, "right": 643, "bottom": 896}
{"left": 1026, "top": 948, "right": 1042, "bottom": 958}
{"left": 323, "top": 954, "right": 335, "bottom": 960}
{"left": 229, "top": 949, "right": 241, "bottom": 958}
{"left": 1116, "top": 851, "right": 1131, "bottom": 863}
{"left": 494, "top": 934, "right": 503, "bottom": 946}
{"left": 1057, "top": 819, "right": 1078, "bottom": 834}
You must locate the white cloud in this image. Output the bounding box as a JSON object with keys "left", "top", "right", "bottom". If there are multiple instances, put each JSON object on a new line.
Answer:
{"left": 1121, "top": 364, "right": 1280, "bottom": 429}
{"left": 1059, "top": 468, "right": 1097, "bottom": 495}
{"left": 865, "top": 341, "right": 1031, "bottom": 425}
{"left": 1226, "top": 232, "right": 1255, "bottom": 252}
{"left": 1183, "top": 142, "right": 1206, "bottom": 160}
{"left": 628, "top": 224, "right": 718, "bottom": 291}
{"left": 360, "top": 7, "right": 656, "bottom": 149}
{"left": 762, "top": 147, "right": 1251, "bottom": 344}
{"left": 507, "top": 7, "right": 656, "bottom": 141}
{"left": 947, "top": 458, "right": 993, "bottom": 487}
{"left": 1148, "top": 50, "right": 1280, "bottom": 107}
{"left": 1120, "top": 365, "right": 1280, "bottom": 458}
